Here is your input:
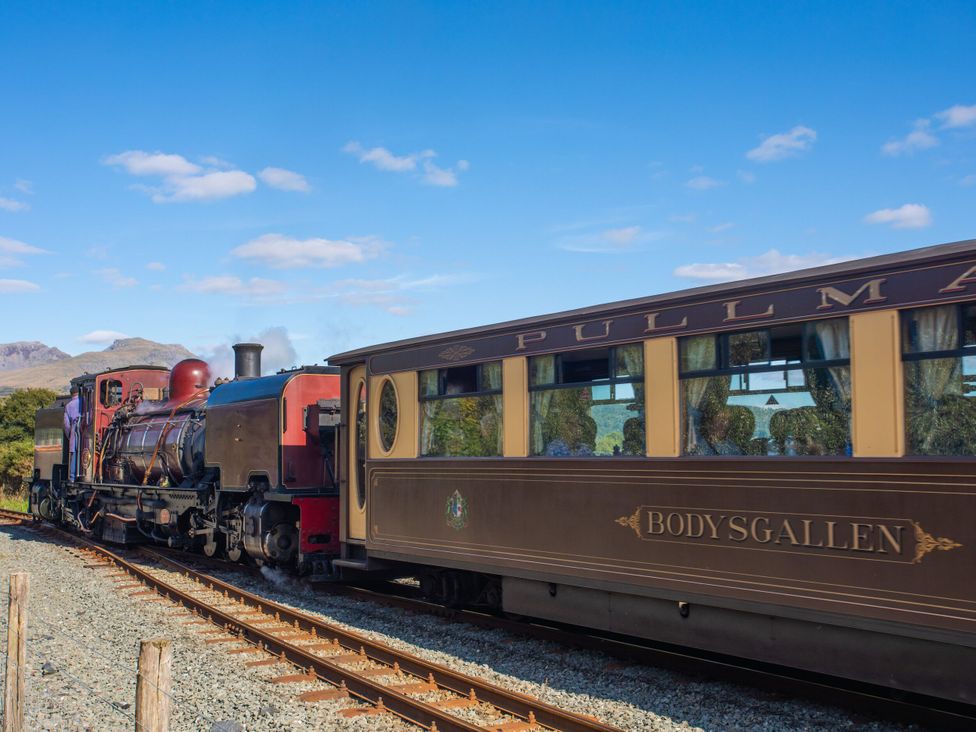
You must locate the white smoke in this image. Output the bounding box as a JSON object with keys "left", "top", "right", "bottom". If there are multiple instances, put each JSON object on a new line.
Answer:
{"left": 201, "top": 326, "right": 299, "bottom": 382}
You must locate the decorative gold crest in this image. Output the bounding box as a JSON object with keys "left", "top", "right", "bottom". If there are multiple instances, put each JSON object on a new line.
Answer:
{"left": 615, "top": 508, "right": 642, "bottom": 538}
{"left": 912, "top": 522, "right": 962, "bottom": 564}
{"left": 438, "top": 344, "right": 474, "bottom": 362}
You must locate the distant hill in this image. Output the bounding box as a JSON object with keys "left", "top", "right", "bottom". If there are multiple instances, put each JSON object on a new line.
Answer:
{"left": 0, "top": 341, "right": 70, "bottom": 372}
{"left": 0, "top": 338, "right": 197, "bottom": 395}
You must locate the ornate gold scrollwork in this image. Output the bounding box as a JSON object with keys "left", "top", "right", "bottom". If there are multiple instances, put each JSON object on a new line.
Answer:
{"left": 438, "top": 345, "right": 475, "bottom": 362}
{"left": 912, "top": 522, "right": 963, "bottom": 564}
{"left": 615, "top": 508, "right": 642, "bottom": 538}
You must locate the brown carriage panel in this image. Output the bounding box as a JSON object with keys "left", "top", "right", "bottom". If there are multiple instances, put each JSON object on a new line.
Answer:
{"left": 205, "top": 399, "right": 279, "bottom": 489}
{"left": 365, "top": 458, "right": 976, "bottom": 636}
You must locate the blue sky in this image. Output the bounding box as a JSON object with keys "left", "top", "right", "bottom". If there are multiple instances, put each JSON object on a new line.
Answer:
{"left": 1, "top": 1, "right": 975, "bottom": 371}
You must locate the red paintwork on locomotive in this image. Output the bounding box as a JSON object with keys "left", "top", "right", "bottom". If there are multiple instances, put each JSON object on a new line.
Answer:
{"left": 79, "top": 368, "right": 171, "bottom": 482}
{"left": 168, "top": 359, "right": 210, "bottom": 402}
{"left": 281, "top": 372, "right": 341, "bottom": 489}
{"left": 292, "top": 496, "right": 340, "bottom": 554}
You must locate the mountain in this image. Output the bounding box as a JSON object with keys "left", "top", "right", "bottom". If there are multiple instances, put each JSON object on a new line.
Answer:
{"left": 0, "top": 338, "right": 197, "bottom": 395}
{"left": 0, "top": 341, "right": 70, "bottom": 372}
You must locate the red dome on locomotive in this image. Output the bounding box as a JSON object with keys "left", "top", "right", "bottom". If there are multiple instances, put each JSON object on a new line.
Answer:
{"left": 168, "top": 358, "right": 211, "bottom": 402}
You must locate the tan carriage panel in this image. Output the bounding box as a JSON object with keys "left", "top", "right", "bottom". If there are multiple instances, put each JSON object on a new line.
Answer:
{"left": 502, "top": 357, "right": 528, "bottom": 457}
{"left": 645, "top": 337, "right": 680, "bottom": 457}
{"left": 347, "top": 366, "right": 367, "bottom": 541}
{"left": 851, "top": 310, "right": 905, "bottom": 457}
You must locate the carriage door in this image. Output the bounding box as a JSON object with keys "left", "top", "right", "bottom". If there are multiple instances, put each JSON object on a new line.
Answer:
{"left": 347, "top": 366, "right": 368, "bottom": 541}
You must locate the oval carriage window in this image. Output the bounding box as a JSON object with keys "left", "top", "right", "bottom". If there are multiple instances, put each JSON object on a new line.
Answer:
{"left": 378, "top": 378, "right": 398, "bottom": 453}
{"left": 355, "top": 382, "right": 367, "bottom": 510}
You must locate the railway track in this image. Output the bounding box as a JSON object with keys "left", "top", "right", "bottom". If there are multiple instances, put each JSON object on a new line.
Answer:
{"left": 0, "top": 509, "right": 620, "bottom": 732}
{"left": 3, "top": 509, "right": 975, "bottom": 730}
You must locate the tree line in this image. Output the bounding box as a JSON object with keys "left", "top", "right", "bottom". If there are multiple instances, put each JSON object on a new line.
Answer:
{"left": 0, "top": 388, "right": 57, "bottom": 492}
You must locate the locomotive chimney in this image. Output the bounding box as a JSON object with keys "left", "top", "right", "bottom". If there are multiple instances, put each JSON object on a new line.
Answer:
{"left": 233, "top": 343, "right": 263, "bottom": 380}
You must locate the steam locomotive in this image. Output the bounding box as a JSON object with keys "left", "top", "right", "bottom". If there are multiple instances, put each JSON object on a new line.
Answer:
{"left": 30, "top": 344, "right": 341, "bottom": 575}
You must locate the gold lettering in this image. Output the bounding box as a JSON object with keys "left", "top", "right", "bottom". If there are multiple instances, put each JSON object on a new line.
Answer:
{"left": 647, "top": 511, "right": 664, "bottom": 535}
{"left": 666, "top": 512, "right": 684, "bottom": 536}
{"left": 723, "top": 300, "right": 775, "bottom": 323}
{"left": 750, "top": 516, "right": 772, "bottom": 543}
{"left": 644, "top": 312, "right": 688, "bottom": 334}
{"left": 876, "top": 524, "right": 904, "bottom": 555}
{"left": 852, "top": 523, "right": 874, "bottom": 552}
{"left": 940, "top": 264, "right": 976, "bottom": 293}
{"left": 775, "top": 519, "right": 800, "bottom": 546}
{"left": 703, "top": 513, "right": 726, "bottom": 539}
{"left": 685, "top": 513, "right": 705, "bottom": 538}
{"left": 573, "top": 319, "right": 613, "bottom": 343}
{"left": 826, "top": 521, "right": 849, "bottom": 549}
{"left": 801, "top": 519, "right": 824, "bottom": 547}
{"left": 816, "top": 278, "right": 887, "bottom": 310}
{"left": 515, "top": 330, "right": 547, "bottom": 351}
{"left": 728, "top": 515, "right": 748, "bottom": 541}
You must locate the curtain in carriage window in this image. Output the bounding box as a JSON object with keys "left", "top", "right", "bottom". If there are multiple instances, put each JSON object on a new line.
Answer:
{"left": 902, "top": 304, "right": 976, "bottom": 455}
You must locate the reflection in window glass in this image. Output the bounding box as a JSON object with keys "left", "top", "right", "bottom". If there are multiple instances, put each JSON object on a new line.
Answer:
{"left": 420, "top": 361, "right": 502, "bottom": 456}
{"left": 355, "top": 382, "right": 367, "bottom": 508}
{"left": 680, "top": 319, "right": 852, "bottom": 456}
{"left": 35, "top": 427, "right": 62, "bottom": 447}
{"left": 529, "top": 345, "right": 644, "bottom": 457}
{"left": 378, "top": 379, "right": 398, "bottom": 452}
{"left": 903, "top": 304, "right": 976, "bottom": 455}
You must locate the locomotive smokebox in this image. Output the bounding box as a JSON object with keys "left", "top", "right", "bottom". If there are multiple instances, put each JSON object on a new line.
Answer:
{"left": 233, "top": 342, "right": 263, "bottom": 380}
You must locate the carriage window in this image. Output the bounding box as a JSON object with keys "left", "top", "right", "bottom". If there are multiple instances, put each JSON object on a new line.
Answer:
{"left": 34, "top": 427, "right": 62, "bottom": 447}
{"left": 529, "top": 344, "right": 645, "bottom": 457}
{"left": 419, "top": 361, "right": 502, "bottom": 456}
{"left": 902, "top": 304, "right": 976, "bottom": 455}
{"left": 378, "top": 378, "right": 398, "bottom": 453}
{"left": 679, "top": 319, "right": 851, "bottom": 456}
{"left": 100, "top": 379, "right": 123, "bottom": 407}
{"left": 355, "top": 382, "right": 367, "bottom": 509}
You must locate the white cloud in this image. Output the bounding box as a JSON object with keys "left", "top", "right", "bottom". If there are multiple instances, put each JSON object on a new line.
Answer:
{"left": 180, "top": 275, "right": 287, "bottom": 299}
{"left": 103, "top": 150, "right": 257, "bottom": 203}
{"left": 746, "top": 125, "right": 817, "bottom": 162}
{"left": 150, "top": 170, "right": 257, "bottom": 203}
{"left": 881, "top": 120, "right": 939, "bottom": 156}
{"left": 935, "top": 104, "right": 976, "bottom": 129}
{"left": 232, "top": 233, "right": 385, "bottom": 269}
{"left": 674, "top": 249, "right": 854, "bottom": 281}
{"left": 421, "top": 160, "right": 459, "bottom": 187}
{"left": 343, "top": 141, "right": 467, "bottom": 186}
{"left": 686, "top": 176, "right": 725, "bottom": 190}
{"left": 737, "top": 170, "right": 757, "bottom": 183}
{"left": 864, "top": 203, "right": 932, "bottom": 229}
{"left": 201, "top": 326, "right": 299, "bottom": 380}
{"left": 146, "top": 261, "right": 166, "bottom": 271}
{"left": 331, "top": 273, "right": 474, "bottom": 315}
{"left": 0, "top": 236, "right": 47, "bottom": 267}
{"left": 558, "top": 225, "right": 663, "bottom": 253}
{"left": 78, "top": 330, "right": 130, "bottom": 344}
{"left": 13, "top": 180, "right": 33, "bottom": 194}
{"left": 258, "top": 167, "right": 310, "bottom": 192}
{"left": 0, "top": 279, "right": 40, "bottom": 293}
{"left": 0, "top": 197, "right": 29, "bottom": 212}
{"left": 708, "top": 222, "right": 735, "bottom": 233}
{"left": 342, "top": 141, "right": 434, "bottom": 172}
{"left": 0, "top": 236, "right": 46, "bottom": 256}
{"left": 97, "top": 267, "right": 138, "bottom": 288}
{"left": 103, "top": 150, "right": 201, "bottom": 177}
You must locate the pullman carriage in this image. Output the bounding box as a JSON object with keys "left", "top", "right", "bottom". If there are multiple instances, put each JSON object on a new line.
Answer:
{"left": 329, "top": 238, "right": 976, "bottom": 704}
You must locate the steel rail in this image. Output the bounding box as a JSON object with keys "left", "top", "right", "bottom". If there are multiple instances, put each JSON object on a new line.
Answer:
{"left": 0, "top": 510, "right": 621, "bottom": 732}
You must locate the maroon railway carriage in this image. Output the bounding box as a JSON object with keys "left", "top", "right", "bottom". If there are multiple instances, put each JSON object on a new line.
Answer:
{"left": 32, "top": 344, "right": 342, "bottom": 575}
{"left": 328, "top": 239, "right": 976, "bottom": 704}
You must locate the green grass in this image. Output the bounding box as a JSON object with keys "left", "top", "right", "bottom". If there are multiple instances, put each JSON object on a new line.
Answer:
{"left": 0, "top": 492, "right": 29, "bottom": 513}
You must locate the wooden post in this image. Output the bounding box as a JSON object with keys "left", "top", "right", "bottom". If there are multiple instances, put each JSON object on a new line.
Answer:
{"left": 134, "top": 639, "right": 171, "bottom": 732}
{"left": 3, "top": 572, "right": 28, "bottom": 732}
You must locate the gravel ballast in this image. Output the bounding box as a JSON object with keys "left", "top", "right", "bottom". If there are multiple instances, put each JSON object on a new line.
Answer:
{"left": 0, "top": 522, "right": 918, "bottom": 731}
